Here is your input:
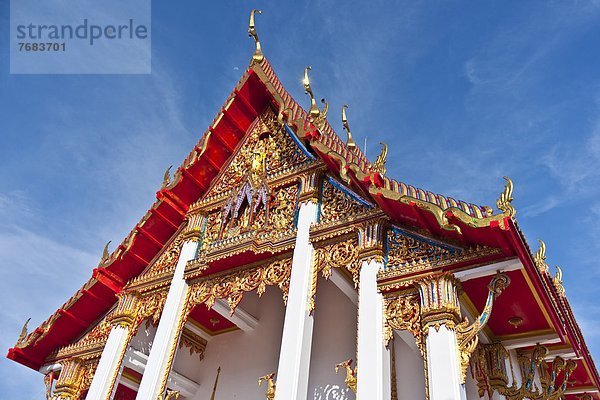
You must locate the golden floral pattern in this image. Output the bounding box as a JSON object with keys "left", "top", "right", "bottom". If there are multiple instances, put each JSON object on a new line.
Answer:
{"left": 188, "top": 258, "right": 292, "bottom": 314}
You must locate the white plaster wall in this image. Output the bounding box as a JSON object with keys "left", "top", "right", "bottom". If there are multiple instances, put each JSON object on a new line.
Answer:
{"left": 129, "top": 322, "right": 157, "bottom": 355}
{"left": 307, "top": 277, "right": 358, "bottom": 400}
{"left": 392, "top": 332, "right": 426, "bottom": 400}
{"left": 174, "top": 286, "right": 286, "bottom": 400}
{"left": 464, "top": 366, "right": 482, "bottom": 400}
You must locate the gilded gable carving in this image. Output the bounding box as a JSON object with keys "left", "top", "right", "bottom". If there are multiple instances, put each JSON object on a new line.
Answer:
{"left": 319, "top": 178, "right": 373, "bottom": 225}
{"left": 206, "top": 108, "right": 310, "bottom": 201}
{"left": 378, "top": 228, "right": 502, "bottom": 287}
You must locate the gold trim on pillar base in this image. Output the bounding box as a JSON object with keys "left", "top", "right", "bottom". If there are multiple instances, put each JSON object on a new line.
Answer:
{"left": 335, "top": 359, "right": 357, "bottom": 394}
{"left": 258, "top": 372, "right": 276, "bottom": 400}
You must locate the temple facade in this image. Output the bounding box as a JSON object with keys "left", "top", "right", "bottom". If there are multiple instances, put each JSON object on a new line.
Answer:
{"left": 7, "top": 10, "right": 600, "bottom": 400}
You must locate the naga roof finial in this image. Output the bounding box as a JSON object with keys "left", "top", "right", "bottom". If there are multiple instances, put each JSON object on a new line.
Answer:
{"left": 342, "top": 105, "right": 357, "bottom": 150}
{"left": 553, "top": 266, "right": 566, "bottom": 297}
{"left": 534, "top": 239, "right": 549, "bottom": 274}
{"left": 101, "top": 241, "right": 111, "bottom": 264}
{"left": 372, "top": 142, "right": 388, "bottom": 175}
{"left": 162, "top": 165, "right": 173, "bottom": 188}
{"left": 16, "top": 317, "right": 30, "bottom": 346}
{"left": 303, "top": 66, "right": 321, "bottom": 119}
{"left": 496, "top": 176, "right": 516, "bottom": 217}
{"left": 248, "top": 9, "right": 264, "bottom": 64}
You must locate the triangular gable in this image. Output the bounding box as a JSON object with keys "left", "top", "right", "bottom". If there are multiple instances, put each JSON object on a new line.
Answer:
{"left": 9, "top": 51, "right": 599, "bottom": 394}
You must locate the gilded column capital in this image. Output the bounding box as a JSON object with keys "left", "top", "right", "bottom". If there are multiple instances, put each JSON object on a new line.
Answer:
{"left": 356, "top": 217, "right": 387, "bottom": 263}
{"left": 51, "top": 357, "right": 85, "bottom": 399}
{"left": 181, "top": 212, "right": 206, "bottom": 242}
{"left": 416, "top": 272, "right": 462, "bottom": 330}
{"left": 297, "top": 169, "right": 323, "bottom": 204}
{"left": 107, "top": 291, "right": 141, "bottom": 329}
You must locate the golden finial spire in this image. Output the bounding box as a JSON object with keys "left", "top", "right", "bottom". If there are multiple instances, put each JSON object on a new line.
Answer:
{"left": 534, "top": 239, "right": 549, "bottom": 274}
{"left": 342, "top": 105, "right": 357, "bottom": 150}
{"left": 248, "top": 9, "right": 264, "bottom": 64}
{"left": 372, "top": 142, "right": 388, "bottom": 175}
{"left": 303, "top": 66, "right": 320, "bottom": 119}
{"left": 496, "top": 176, "right": 516, "bottom": 217}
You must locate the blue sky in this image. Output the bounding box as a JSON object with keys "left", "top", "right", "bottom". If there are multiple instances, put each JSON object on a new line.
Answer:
{"left": 2, "top": 1, "right": 600, "bottom": 397}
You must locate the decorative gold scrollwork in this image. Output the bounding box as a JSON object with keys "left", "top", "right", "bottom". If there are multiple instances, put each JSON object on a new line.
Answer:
{"left": 314, "top": 238, "right": 362, "bottom": 286}
{"left": 473, "top": 342, "right": 578, "bottom": 400}
{"left": 383, "top": 293, "right": 424, "bottom": 356}
{"left": 335, "top": 359, "right": 357, "bottom": 394}
{"left": 188, "top": 258, "right": 292, "bottom": 315}
{"left": 258, "top": 372, "right": 276, "bottom": 400}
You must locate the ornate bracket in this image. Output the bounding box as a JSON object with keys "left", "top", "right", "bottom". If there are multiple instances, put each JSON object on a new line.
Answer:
{"left": 455, "top": 272, "right": 510, "bottom": 383}
{"left": 383, "top": 293, "right": 424, "bottom": 357}
{"left": 335, "top": 359, "right": 357, "bottom": 394}
{"left": 473, "top": 342, "right": 578, "bottom": 400}
{"left": 258, "top": 372, "right": 276, "bottom": 400}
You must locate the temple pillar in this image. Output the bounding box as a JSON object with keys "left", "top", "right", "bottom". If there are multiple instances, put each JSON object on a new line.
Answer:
{"left": 274, "top": 173, "right": 319, "bottom": 400}
{"left": 416, "top": 273, "right": 466, "bottom": 400}
{"left": 355, "top": 219, "right": 391, "bottom": 400}
{"left": 416, "top": 271, "right": 509, "bottom": 400}
{"left": 86, "top": 292, "right": 140, "bottom": 400}
{"left": 135, "top": 214, "right": 204, "bottom": 400}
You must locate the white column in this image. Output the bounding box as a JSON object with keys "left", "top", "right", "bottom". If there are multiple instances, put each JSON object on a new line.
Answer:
{"left": 135, "top": 239, "right": 199, "bottom": 400}
{"left": 86, "top": 326, "right": 131, "bottom": 400}
{"left": 356, "top": 258, "right": 391, "bottom": 400}
{"left": 274, "top": 200, "right": 318, "bottom": 400}
{"left": 86, "top": 292, "right": 139, "bottom": 400}
{"left": 426, "top": 326, "right": 466, "bottom": 400}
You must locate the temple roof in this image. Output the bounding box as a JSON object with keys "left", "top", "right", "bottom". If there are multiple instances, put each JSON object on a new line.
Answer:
{"left": 7, "top": 45, "right": 599, "bottom": 397}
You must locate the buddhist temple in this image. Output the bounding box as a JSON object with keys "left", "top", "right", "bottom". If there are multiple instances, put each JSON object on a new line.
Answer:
{"left": 7, "top": 10, "right": 599, "bottom": 400}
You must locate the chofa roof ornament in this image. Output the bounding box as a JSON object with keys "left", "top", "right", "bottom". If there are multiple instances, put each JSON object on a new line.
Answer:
{"left": 372, "top": 142, "right": 388, "bottom": 175}
{"left": 248, "top": 9, "right": 264, "bottom": 64}
{"left": 342, "top": 105, "right": 357, "bottom": 150}
{"left": 496, "top": 176, "right": 516, "bottom": 217}
{"left": 302, "top": 66, "right": 328, "bottom": 130}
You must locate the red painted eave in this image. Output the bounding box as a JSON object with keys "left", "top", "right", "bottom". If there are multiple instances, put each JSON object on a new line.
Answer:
{"left": 7, "top": 66, "right": 273, "bottom": 371}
